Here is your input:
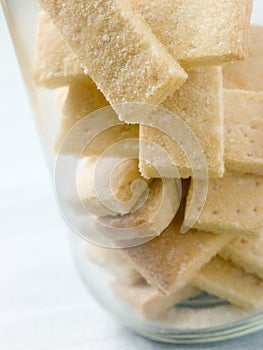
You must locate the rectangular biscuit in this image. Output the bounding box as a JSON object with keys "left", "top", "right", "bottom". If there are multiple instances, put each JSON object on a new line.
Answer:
{"left": 112, "top": 280, "right": 199, "bottom": 319}
{"left": 193, "top": 256, "right": 263, "bottom": 310}
{"left": 220, "top": 236, "right": 263, "bottom": 280}
{"left": 123, "top": 209, "right": 231, "bottom": 294}
{"left": 224, "top": 89, "right": 263, "bottom": 176}
{"left": 32, "top": 12, "right": 91, "bottom": 89}
{"left": 55, "top": 81, "right": 139, "bottom": 156}
{"left": 34, "top": 2, "right": 252, "bottom": 90}
{"left": 131, "top": 0, "right": 252, "bottom": 66}
{"left": 85, "top": 242, "right": 142, "bottom": 285}
{"left": 186, "top": 175, "right": 263, "bottom": 236}
{"left": 224, "top": 26, "right": 263, "bottom": 91}
{"left": 39, "top": 0, "right": 187, "bottom": 109}
{"left": 139, "top": 67, "right": 224, "bottom": 179}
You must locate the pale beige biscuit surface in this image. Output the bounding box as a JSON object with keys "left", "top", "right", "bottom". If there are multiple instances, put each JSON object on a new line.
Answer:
{"left": 224, "top": 89, "right": 263, "bottom": 176}
{"left": 112, "top": 280, "right": 199, "bottom": 319}
{"left": 55, "top": 81, "right": 139, "bottom": 156}
{"left": 34, "top": 2, "right": 252, "bottom": 89}
{"left": 123, "top": 208, "right": 231, "bottom": 294}
{"left": 85, "top": 242, "right": 142, "bottom": 285}
{"left": 224, "top": 25, "right": 263, "bottom": 91}
{"left": 97, "top": 178, "right": 181, "bottom": 241}
{"left": 76, "top": 157, "right": 152, "bottom": 217}
{"left": 186, "top": 175, "right": 263, "bottom": 236}
{"left": 32, "top": 12, "right": 91, "bottom": 88}
{"left": 132, "top": 0, "right": 252, "bottom": 66}
{"left": 55, "top": 87, "right": 68, "bottom": 116}
{"left": 220, "top": 236, "right": 263, "bottom": 280}
{"left": 193, "top": 257, "right": 263, "bottom": 310}
{"left": 140, "top": 67, "right": 224, "bottom": 179}
{"left": 39, "top": 0, "right": 187, "bottom": 108}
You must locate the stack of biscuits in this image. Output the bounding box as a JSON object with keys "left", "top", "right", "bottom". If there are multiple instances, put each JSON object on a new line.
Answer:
{"left": 33, "top": 0, "right": 263, "bottom": 320}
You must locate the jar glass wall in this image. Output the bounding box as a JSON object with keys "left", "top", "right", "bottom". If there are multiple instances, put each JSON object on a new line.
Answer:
{"left": 2, "top": 0, "right": 263, "bottom": 344}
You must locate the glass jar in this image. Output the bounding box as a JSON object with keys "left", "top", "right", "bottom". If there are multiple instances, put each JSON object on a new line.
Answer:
{"left": 2, "top": 0, "right": 263, "bottom": 344}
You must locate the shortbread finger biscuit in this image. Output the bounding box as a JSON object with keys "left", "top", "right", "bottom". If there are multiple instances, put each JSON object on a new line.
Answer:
{"left": 112, "top": 281, "right": 199, "bottom": 319}
{"left": 131, "top": 0, "right": 252, "bottom": 66}
{"left": 123, "top": 208, "right": 231, "bottom": 294}
{"left": 38, "top": 0, "right": 187, "bottom": 110}
{"left": 220, "top": 236, "right": 263, "bottom": 280}
{"left": 97, "top": 177, "right": 180, "bottom": 241}
{"left": 224, "top": 26, "right": 263, "bottom": 91}
{"left": 224, "top": 89, "right": 263, "bottom": 176}
{"left": 32, "top": 12, "right": 91, "bottom": 89}
{"left": 140, "top": 67, "right": 224, "bottom": 179}
{"left": 55, "top": 81, "right": 139, "bottom": 156}
{"left": 193, "top": 257, "right": 263, "bottom": 310}
{"left": 76, "top": 157, "right": 152, "bottom": 216}
{"left": 186, "top": 175, "right": 263, "bottom": 236}
{"left": 85, "top": 242, "right": 141, "bottom": 285}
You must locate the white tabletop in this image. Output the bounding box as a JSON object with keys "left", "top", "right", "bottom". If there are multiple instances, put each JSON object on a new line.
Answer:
{"left": 1, "top": 6, "right": 263, "bottom": 350}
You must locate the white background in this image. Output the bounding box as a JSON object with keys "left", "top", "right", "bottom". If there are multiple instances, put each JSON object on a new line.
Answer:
{"left": 1, "top": 3, "right": 263, "bottom": 350}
